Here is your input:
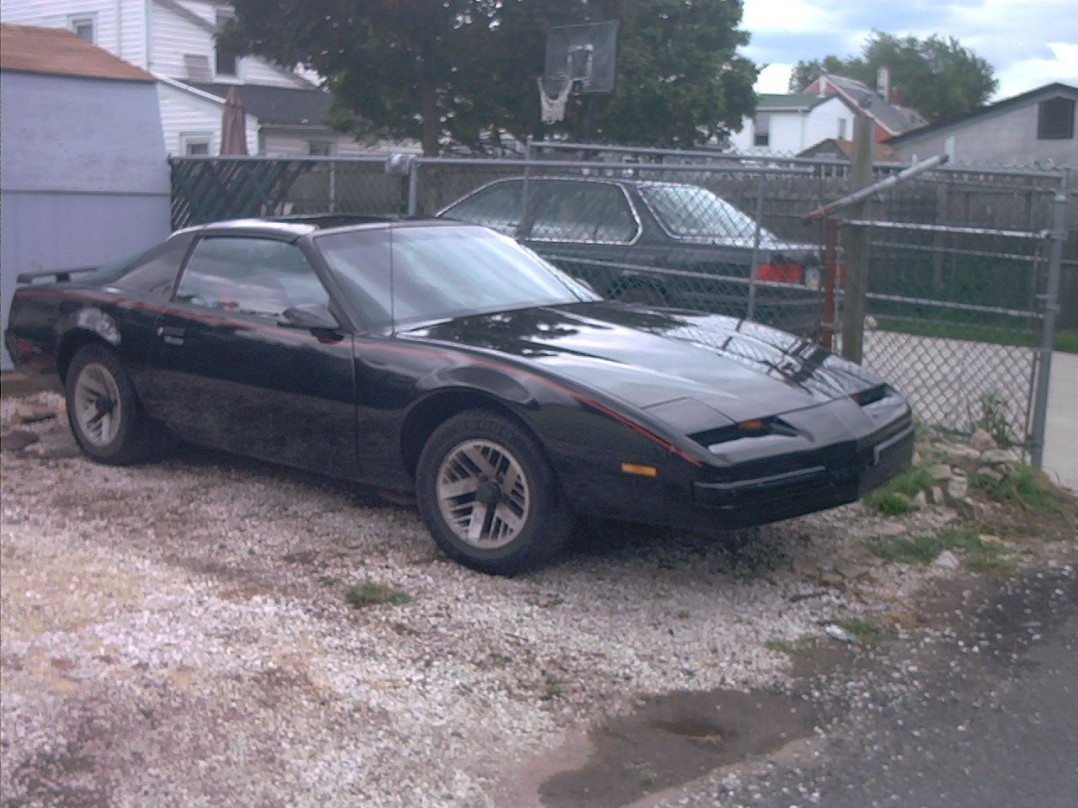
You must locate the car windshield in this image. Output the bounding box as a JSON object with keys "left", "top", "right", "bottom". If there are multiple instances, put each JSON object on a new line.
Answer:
{"left": 638, "top": 184, "right": 773, "bottom": 241}
{"left": 316, "top": 224, "right": 598, "bottom": 330}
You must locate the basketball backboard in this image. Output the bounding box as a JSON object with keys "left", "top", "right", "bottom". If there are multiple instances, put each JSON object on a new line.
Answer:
{"left": 543, "top": 21, "right": 619, "bottom": 96}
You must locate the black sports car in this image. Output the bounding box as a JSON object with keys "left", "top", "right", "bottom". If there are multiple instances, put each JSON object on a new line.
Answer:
{"left": 438, "top": 176, "right": 826, "bottom": 335}
{"left": 5, "top": 216, "right": 913, "bottom": 574}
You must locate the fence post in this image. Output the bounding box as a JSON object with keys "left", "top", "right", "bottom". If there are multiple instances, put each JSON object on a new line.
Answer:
{"left": 329, "top": 161, "right": 337, "bottom": 213}
{"left": 1028, "top": 171, "right": 1069, "bottom": 468}
{"left": 407, "top": 160, "right": 420, "bottom": 216}
{"left": 841, "top": 111, "right": 874, "bottom": 363}
{"left": 746, "top": 173, "right": 766, "bottom": 321}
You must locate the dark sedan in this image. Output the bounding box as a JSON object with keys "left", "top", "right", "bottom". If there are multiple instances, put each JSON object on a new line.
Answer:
{"left": 5, "top": 217, "right": 913, "bottom": 574}
{"left": 438, "top": 176, "right": 826, "bottom": 335}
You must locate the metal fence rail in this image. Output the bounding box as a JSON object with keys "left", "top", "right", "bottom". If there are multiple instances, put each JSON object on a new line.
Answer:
{"left": 170, "top": 149, "right": 1072, "bottom": 461}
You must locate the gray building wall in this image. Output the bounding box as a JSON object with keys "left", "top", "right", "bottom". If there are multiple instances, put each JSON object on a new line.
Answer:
{"left": 890, "top": 92, "right": 1077, "bottom": 169}
{"left": 1, "top": 70, "right": 171, "bottom": 369}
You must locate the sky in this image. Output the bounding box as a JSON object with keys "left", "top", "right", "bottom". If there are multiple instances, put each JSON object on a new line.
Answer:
{"left": 741, "top": 0, "right": 1078, "bottom": 102}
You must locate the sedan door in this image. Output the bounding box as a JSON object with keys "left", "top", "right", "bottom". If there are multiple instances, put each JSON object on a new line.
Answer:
{"left": 145, "top": 235, "right": 358, "bottom": 476}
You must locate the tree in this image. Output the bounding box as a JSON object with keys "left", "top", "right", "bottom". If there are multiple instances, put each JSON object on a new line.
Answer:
{"left": 222, "top": 0, "right": 757, "bottom": 154}
{"left": 790, "top": 32, "right": 997, "bottom": 122}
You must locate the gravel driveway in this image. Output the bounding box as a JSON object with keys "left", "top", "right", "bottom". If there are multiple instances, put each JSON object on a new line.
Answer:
{"left": 0, "top": 391, "right": 1069, "bottom": 807}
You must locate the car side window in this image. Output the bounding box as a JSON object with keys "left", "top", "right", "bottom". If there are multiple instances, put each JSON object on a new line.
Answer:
{"left": 174, "top": 237, "right": 329, "bottom": 319}
{"left": 530, "top": 183, "right": 637, "bottom": 243}
{"left": 441, "top": 181, "right": 524, "bottom": 235}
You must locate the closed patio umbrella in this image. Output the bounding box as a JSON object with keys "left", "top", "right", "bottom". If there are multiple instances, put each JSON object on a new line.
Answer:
{"left": 219, "top": 86, "right": 249, "bottom": 155}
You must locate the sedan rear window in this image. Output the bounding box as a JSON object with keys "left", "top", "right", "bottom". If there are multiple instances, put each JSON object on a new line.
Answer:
{"left": 638, "top": 184, "right": 765, "bottom": 241}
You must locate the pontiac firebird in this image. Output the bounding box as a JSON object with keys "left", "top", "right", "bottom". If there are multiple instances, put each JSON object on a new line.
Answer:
{"left": 4, "top": 217, "right": 914, "bottom": 574}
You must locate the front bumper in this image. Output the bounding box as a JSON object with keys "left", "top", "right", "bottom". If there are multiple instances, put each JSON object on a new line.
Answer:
{"left": 692, "top": 422, "right": 915, "bottom": 528}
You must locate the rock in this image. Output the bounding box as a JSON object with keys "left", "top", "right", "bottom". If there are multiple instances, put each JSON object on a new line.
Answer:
{"left": 914, "top": 490, "right": 928, "bottom": 509}
{"left": 947, "top": 475, "right": 969, "bottom": 500}
{"left": 12, "top": 404, "right": 56, "bottom": 425}
{"left": 943, "top": 444, "right": 982, "bottom": 462}
{"left": 928, "top": 464, "right": 953, "bottom": 482}
{"left": 932, "top": 550, "right": 961, "bottom": 570}
{"left": 834, "top": 561, "right": 874, "bottom": 582}
{"left": 970, "top": 428, "right": 997, "bottom": 451}
{"left": 980, "top": 448, "right": 1021, "bottom": 466}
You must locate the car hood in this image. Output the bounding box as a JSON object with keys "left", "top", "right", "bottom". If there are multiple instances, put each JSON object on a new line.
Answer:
{"left": 403, "top": 302, "right": 890, "bottom": 425}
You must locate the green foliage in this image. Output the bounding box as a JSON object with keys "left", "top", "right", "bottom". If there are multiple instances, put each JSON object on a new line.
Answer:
{"left": 974, "top": 393, "right": 1013, "bottom": 448}
{"left": 833, "top": 618, "right": 886, "bottom": 645}
{"left": 973, "top": 464, "right": 1060, "bottom": 512}
{"left": 224, "top": 0, "right": 757, "bottom": 154}
{"left": 765, "top": 636, "right": 818, "bottom": 656}
{"left": 865, "top": 525, "right": 1014, "bottom": 573}
{"left": 790, "top": 31, "right": 997, "bottom": 122}
{"left": 864, "top": 465, "right": 934, "bottom": 514}
{"left": 345, "top": 582, "right": 412, "bottom": 608}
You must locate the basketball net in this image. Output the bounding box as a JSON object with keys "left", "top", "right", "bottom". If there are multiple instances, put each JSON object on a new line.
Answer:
{"left": 538, "top": 77, "right": 571, "bottom": 124}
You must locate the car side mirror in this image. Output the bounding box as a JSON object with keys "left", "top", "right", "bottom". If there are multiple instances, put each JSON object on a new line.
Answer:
{"left": 279, "top": 303, "right": 340, "bottom": 331}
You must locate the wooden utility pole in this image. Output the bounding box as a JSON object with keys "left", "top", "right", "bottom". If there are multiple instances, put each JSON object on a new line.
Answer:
{"left": 842, "top": 111, "right": 874, "bottom": 364}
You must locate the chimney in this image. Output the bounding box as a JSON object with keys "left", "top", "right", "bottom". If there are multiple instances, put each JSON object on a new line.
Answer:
{"left": 877, "top": 66, "right": 891, "bottom": 102}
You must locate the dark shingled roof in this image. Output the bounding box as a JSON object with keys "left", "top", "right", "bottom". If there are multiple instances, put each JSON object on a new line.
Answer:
{"left": 0, "top": 23, "right": 155, "bottom": 83}
{"left": 188, "top": 82, "right": 332, "bottom": 127}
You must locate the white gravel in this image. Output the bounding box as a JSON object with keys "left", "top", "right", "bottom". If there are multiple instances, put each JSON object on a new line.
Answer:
{"left": 0, "top": 392, "right": 957, "bottom": 806}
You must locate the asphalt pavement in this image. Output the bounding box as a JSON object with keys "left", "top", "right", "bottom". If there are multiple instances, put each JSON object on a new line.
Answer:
{"left": 646, "top": 569, "right": 1078, "bottom": 808}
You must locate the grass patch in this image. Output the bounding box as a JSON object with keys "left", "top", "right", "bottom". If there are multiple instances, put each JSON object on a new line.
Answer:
{"left": 865, "top": 525, "right": 1015, "bottom": 574}
{"left": 972, "top": 464, "right": 1062, "bottom": 511}
{"left": 345, "top": 582, "right": 412, "bottom": 608}
{"left": 765, "top": 636, "right": 818, "bottom": 656}
{"left": 1053, "top": 328, "right": 1078, "bottom": 354}
{"left": 873, "top": 321, "right": 1078, "bottom": 355}
{"left": 833, "top": 618, "right": 887, "bottom": 645}
{"left": 864, "top": 464, "right": 934, "bottom": 515}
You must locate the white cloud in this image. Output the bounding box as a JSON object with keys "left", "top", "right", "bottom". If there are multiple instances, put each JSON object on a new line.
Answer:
{"left": 743, "top": 0, "right": 1078, "bottom": 100}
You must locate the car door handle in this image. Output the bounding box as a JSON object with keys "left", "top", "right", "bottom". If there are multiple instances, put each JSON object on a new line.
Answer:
{"left": 157, "top": 325, "right": 185, "bottom": 346}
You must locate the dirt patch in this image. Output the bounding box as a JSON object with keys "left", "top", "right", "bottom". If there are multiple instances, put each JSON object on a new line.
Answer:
{"left": 536, "top": 689, "right": 817, "bottom": 807}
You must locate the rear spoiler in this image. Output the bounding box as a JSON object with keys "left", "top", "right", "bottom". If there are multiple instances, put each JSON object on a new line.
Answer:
{"left": 16, "top": 266, "right": 99, "bottom": 285}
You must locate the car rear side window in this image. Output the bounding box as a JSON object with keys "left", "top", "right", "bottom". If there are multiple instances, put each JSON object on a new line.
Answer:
{"left": 530, "top": 182, "right": 637, "bottom": 244}
{"left": 110, "top": 233, "right": 195, "bottom": 298}
{"left": 174, "top": 237, "right": 329, "bottom": 319}
{"left": 441, "top": 181, "right": 524, "bottom": 235}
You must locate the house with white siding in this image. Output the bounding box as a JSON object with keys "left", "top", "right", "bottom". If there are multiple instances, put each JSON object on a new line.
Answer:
{"left": 1, "top": 0, "right": 386, "bottom": 156}
{"left": 727, "top": 93, "right": 857, "bottom": 156}
{"left": 730, "top": 72, "right": 927, "bottom": 157}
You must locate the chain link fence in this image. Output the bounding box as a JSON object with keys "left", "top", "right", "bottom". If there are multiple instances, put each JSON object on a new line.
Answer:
{"left": 170, "top": 149, "right": 1073, "bottom": 458}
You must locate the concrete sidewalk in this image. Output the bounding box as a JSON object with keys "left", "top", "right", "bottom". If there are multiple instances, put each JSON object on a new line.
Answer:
{"left": 1043, "top": 351, "right": 1078, "bottom": 492}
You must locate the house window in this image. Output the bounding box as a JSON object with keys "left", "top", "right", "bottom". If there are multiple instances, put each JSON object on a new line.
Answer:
{"left": 837, "top": 118, "right": 848, "bottom": 140}
{"left": 181, "top": 134, "right": 212, "bottom": 156}
{"left": 1038, "top": 97, "right": 1075, "bottom": 140}
{"left": 753, "top": 114, "right": 770, "bottom": 147}
{"left": 308, "top": 141, "right": 333, "bottom": 157}
{"left": 69, "top": 14, "right": 96, "bottom": 43}
{"left": 215, "top": 10, "right": 239, "bottom": 77}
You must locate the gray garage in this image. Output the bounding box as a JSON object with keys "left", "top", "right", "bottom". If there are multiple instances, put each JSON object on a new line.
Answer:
{"left": 1, "top": 24, "right": 170, "bottom": 370}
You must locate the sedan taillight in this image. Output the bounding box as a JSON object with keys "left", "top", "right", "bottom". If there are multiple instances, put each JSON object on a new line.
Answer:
{"left": 756, "top": 262, "right": 804, "bottom": 283}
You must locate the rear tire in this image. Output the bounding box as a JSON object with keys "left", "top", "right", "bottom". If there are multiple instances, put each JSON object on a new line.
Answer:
{"left": 416, "top": 411, "right": 573, "bottom": 575}
{"left": 65, "top": 344, "right": 156, "bottom": 465}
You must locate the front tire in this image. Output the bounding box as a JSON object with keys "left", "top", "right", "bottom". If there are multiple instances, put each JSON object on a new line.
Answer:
{"left": 65, "top": 344, "right": 155, "bottom": 465}
{"left": 416, "top": 411, "right": 573, "bottom": 575}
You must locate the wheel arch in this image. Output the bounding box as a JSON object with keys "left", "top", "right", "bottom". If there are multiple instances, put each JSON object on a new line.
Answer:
{"left": 400, "top": 388, "right": 545, "bottom": 482}
{"left": 56, "top": 329, "right": 115, "bottom": 384}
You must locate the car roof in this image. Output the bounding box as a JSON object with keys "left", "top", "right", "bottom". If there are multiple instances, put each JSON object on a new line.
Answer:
{"left": 174, "top": 215, "right": 462, "bottom": 239}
